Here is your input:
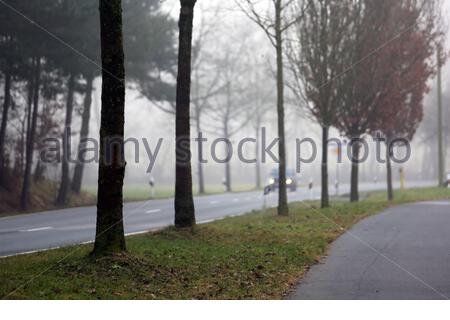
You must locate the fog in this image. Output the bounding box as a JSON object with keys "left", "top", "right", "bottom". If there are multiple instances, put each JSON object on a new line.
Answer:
{"left": 60, "top": 0, "right": 448, "bottom": 195}
{"left": 11, "top": 0, "right": 450, "bottom": 194}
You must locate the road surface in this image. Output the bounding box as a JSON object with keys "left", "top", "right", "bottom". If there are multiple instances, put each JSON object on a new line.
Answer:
{"left": 288, "top": 200, "right": 450, "bottom": 300}
{"left": 0, "top": 181, "right": 434, "bottom": 258}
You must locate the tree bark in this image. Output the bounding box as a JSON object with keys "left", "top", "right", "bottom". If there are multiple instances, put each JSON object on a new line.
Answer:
{"left": 321, "top": 126, "right": 330, "bottom": 208}
{"left": 56, "top": 73, "right": 76, "bottom": 205}
{"left": 92, "top": 0, "right": 127, "bottom": 256}
{"left": 0, "top": 64, "right": 12, "bottom": 184}
{"left": 386, "top": 141, "right": 394, "bottom": 201}
{"left": 20, "top": 58, "right": 41, "bottom": 211}
{"left": 275, "top": 0, "right": 288, "bottom": 216}
{"left": 174, "top": 0, "right": 196, "bottom": 229}
{"left": 72, "top": 72, "right": 94, "bottom": 194}
{"left": 350, "top": 139, "right": 360, "bottom": 202}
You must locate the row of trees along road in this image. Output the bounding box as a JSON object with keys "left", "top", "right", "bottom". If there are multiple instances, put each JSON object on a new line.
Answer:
{"left": 0, "top": 0, "right": 176, "bottom": 211}
{"left": 0, "top": 0, "right": 445, "bottom": 255}
{"left": 77, "top": 0, "right": 447, "bottom": 256}
{"left": 287, "top": 0, "right": 443, "bottom": 206}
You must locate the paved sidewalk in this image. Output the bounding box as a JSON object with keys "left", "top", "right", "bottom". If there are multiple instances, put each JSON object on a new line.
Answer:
{"left": 288, "top": 201, "right": 450, "bottom": 300}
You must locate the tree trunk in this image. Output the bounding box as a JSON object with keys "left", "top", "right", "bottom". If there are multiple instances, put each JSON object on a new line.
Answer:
{"left": 223, "top": 123, "right": 232, "bottom": 192}
{"left": 72, "top": 72, "right": 94, "bottom": 194}
{"left": 195, "top": 108, "right": 205, "bottom": 194}
{"left": 386, "top": 141, "right": 394, "bottom": 201}
{"left": 350, "top": 140, "right": 360, "bottom": 202}
{"left": 92, "top": 0, "right": 127, "bottom": 256}
{"left": 56, "top": 73, "right": 76, "bottom": 205}
{"left": 275, "top": 0, "right": 288, "bottom": 216}
{"left": 321, "top": 126, "right": 330, "bottom": 208}
{"left": 0, "top": 65, "right": 12, "bottom": 184}
{"left": 255, "top": 124, "right": 261, "bottom": 190}
{"left": 20, "top": 58, "right": 41, "bottom": 211}
{"left": 437, "top": 47, "right": 445, "bottom": 187}
{"left": 174, "top": 0, "right": 196, "bottom": 229}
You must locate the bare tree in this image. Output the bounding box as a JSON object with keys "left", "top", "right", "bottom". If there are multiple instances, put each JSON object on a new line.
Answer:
{"left": 235, "top": 0, "right": 307, "bottom": 215}
{"left": 204, "top": 49, "right": 253, "bottom": 192}
{"left": 190, "top": 6, "right": 224, "bottom": 194}
{"left": 286, "top": 0, "right": 351, "bottom": 208}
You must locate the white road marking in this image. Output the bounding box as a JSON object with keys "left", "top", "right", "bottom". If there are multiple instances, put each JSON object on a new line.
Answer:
{"left": 146, "top": 209, "right": 162, "bottom": 214}
{"left": 58, "top": 224, "right": 95, "bottom": 231}
{"left": 0, "top": 246, "right": 61, "bottom": 258}
{"left": 232, "top": 198, "right": 240, "bottom": 202}
{"left": 209, "top": 200, "right": 220, "bottom": 205}
{"left": 420, "top": 201, "right": 450, "bottom": 206}
{"left": 20, "top": 227, "right": 53, "bottom": 232}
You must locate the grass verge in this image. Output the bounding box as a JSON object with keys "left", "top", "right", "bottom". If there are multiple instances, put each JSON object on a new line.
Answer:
{"left": 1, "top": 187, "right": 449, "bottom": 299}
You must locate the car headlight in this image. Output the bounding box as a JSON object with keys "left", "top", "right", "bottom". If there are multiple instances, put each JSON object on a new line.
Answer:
{"left": 286, "top": 178, "right": 293, "bottom": 185}
{"left": 269, "top": 178, "right": 275, "bottom": 184}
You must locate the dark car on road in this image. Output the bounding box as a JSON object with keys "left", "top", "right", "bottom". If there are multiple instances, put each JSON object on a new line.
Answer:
{"left": 268, "top": 168, "right": 298, "bottom": 192}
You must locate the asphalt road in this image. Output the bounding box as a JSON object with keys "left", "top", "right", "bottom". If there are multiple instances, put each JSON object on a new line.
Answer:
{"left": 288, "top": 200, "right": 450, "bottom": 300}
{"left": 0, "top": 180, "right": 434, "bottom": 258}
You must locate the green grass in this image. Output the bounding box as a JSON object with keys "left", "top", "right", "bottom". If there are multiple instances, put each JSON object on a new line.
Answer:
{"left": 84, "top": 183, "right": 258, "bottom": 202}
{"left": 1, "top": 187, "right": 449, "bottom": 300}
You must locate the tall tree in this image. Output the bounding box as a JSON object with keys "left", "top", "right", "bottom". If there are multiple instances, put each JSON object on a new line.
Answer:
{"left": 174, "top": 0, "right": 196, "bottom": 228}
{"left": 92, "top": 0, "right": 127, "bottom": 256}
{"left": 368, "top": 10, "right": 439, "bottom": 200}
{"left": 236, "top": 0, "right": 306, "bottom": 215}
{"left": 287, "top": 0, "right": 352, "bottom": 208}
{"left": 334, "top": 0, "right": 440, "bottom": 202}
